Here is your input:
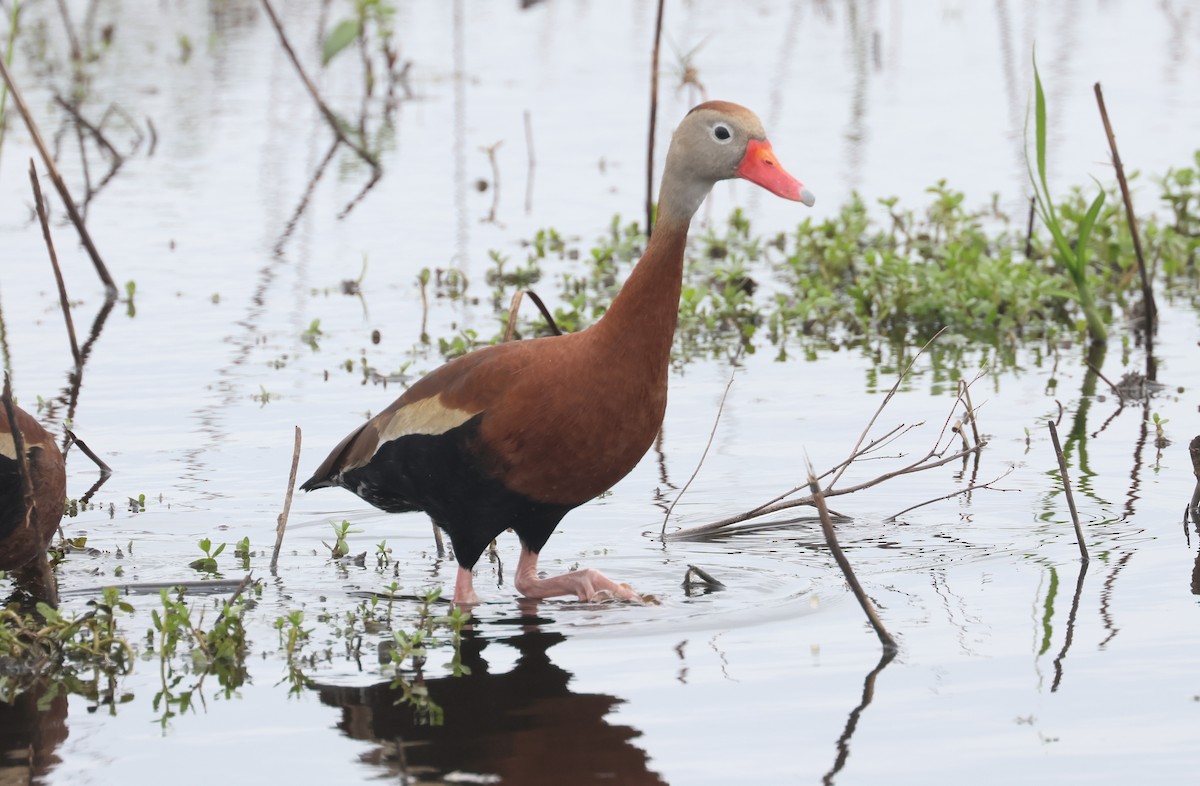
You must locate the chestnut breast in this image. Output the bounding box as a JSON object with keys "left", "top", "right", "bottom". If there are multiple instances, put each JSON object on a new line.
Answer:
{"left": 434, "top": 330, "right": 669, "bottom": 507}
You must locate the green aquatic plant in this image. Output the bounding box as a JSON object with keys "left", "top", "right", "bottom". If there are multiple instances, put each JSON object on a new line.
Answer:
{"left": 301, "top": 318, "right": 323, "bottom": 349}
{"left": 1027, "top": 56, "right": 1107, "bottom": 343}
{"left": 275, "top": 609, "right": 313, "bottom": 694}
{"left": 323, "top": 519, "right": 361, "bottom": 558}
{"left": 382, "top": 588, "right": 471, "bottom": 725}
{"left": 0, "top": 587, "right": 134, "bottom": 703}
{"left": 234, "top": 536, "right": 251, "bottom": 570}
{"left": 188, "top": 538, "right": 225, "bottom": 573}
{"left": 150, "top": 587, "right": 250, "bottom": 723}
{"left": 446, "top": 145, "right": 1200, "bottom": 373}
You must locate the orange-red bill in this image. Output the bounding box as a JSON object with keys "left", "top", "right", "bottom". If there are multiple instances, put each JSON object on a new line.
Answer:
{"left": 735, "top": 138, "right": 814, "bottom": 206}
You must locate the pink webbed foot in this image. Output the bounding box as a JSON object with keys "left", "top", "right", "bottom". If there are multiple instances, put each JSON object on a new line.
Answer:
{"left": 514, "top": 546, "right": 643, "bottom": 603}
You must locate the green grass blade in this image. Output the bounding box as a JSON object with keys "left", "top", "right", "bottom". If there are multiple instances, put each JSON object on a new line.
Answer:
{"left": 1075, "top": 189, "right": 1107, "bottom": 267}
{"left": 1034, "top": 65, "right": 1047, "bottom": 180}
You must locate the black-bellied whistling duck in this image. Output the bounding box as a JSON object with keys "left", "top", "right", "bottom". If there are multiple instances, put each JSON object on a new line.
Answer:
{"left": 302, "top": 101, "right": 813, "bottom": 604}
{"left": 0, "top": 404, "right": 66, "bottom": 571}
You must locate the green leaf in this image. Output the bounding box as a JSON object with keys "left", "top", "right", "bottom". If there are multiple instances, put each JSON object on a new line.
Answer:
{"left": 1075, "top": 188, "right": 1107, "bottom": 267}
{"left": 1034, "top": 57, "right": 1047, "bottom": 190}
{"left": 322, "top": 19, "right": 361, "bottom": 66}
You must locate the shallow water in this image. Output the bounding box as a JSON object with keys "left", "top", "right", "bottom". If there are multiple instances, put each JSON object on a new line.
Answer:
{"left": 1, "top": 1, "right": 1199, "bottom": 784}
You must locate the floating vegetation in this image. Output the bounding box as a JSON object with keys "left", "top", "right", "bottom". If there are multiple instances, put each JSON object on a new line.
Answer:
{"left": 457, "top": 162, "right": 1200, "bottom": 371}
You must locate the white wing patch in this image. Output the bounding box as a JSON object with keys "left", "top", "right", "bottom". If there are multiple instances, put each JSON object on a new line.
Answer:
{"left": 373, "top": 395, "right": 480, "bottom": 455}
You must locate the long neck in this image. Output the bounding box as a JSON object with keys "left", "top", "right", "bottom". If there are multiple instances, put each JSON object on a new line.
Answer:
{"left": 588, "top": 134, "right": 712, "bottom": 364}
{"left": 591, "top": 219, "right": 690, "bottom": 368}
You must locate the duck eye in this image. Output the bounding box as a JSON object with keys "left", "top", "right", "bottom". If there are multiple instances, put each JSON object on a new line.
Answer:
{"left": 711, "top": 123, "right": 732, "bottom": 143}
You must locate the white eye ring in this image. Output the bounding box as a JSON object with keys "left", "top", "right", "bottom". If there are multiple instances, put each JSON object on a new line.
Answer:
{"left": 710, "top": 123, "right": 733, "bottom": 144}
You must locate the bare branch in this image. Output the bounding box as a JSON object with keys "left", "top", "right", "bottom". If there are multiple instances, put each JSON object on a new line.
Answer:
{"left": 884, "top": 466, "right": 1016, "bottom": 521}
{"left": 830, "top": 328, "right": 946, "bottom": 489}
{"left": 663, "top": 366, "right": 988, "bottom": 541}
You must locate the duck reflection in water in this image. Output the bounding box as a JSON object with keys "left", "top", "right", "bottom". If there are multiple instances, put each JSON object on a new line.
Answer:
{"left": 0, "top": 680, "right": 69, "bottom": 783}
{"left": 314, "top": 604, "right": 666, "bottom": 785}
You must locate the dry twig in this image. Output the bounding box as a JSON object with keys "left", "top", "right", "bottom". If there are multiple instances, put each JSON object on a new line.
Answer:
{"left": 884, "top": 466, "right": 1016, "bottom": 522}
{"left": 664, "top": 334, "right": 989, "bottom": 540}
{"left": 29, "top": 161, "right": 81, "bottom": 367}
{"left": 1094, "top": 83, "right": 1156, "bottom": 337}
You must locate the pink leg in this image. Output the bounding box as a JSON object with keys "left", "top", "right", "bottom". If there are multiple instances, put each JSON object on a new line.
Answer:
{"left": 514, "top": 545, "right": 641, "bottom": 602}
{"left": 453, "top": 564, "right": 481, "bottom": 606}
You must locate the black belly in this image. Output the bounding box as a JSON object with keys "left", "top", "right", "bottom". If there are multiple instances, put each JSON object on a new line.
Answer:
{"left": 0, "top": 454, "right": 21, "bottom": 540}
{"left": 339, "top": 416, "right": 575, "bottom": 569}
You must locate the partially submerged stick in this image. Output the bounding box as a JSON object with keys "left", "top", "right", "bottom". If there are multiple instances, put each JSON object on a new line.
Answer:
{"left": 809, "top": 461, "right": 897, "bottom": 654}
{"left": 1048, "top": 420, "right": 1089, "bottom": 563}
{"left": 63, "top": 429, "right": 112, "bottom": 477}
{"left": 1094, "top": 83, "right": 1156, "bottom": 338}
{"left": 29, "top": 161, "right": 81, "bottom": 367}
{"left": 682, "top": 564, "right": 725, "bottom": 590}
{"left": 271, "top": 426, "right": 302, "bottom": 571}
{"left": 63, "top": 429, "right": 112, "bottom": 507}
{"left": 0, "top": 53, "right": 115, "bottom": 295}
{"left": 665, "top": 341, "right": 985, "bottom": 540}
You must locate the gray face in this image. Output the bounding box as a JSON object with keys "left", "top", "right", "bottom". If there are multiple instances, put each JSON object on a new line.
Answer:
{"left": 656, "top": 102, "right": 776, "bottom": 224}
{"left": 674, "top": 103, "right": 768, "bottom": 182}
